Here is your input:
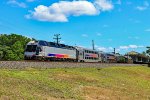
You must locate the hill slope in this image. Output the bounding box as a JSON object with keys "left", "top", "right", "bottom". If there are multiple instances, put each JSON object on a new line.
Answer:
{"left": 0, "top": 66, "right": 150, "bottom": 100}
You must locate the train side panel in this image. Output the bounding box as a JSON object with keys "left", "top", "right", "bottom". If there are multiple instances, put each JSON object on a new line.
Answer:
{"left": 76, "top": 47, "right": 102, "bottom": 62}
{"left": 42, "top": 46, "right": 77, "bottom": 60}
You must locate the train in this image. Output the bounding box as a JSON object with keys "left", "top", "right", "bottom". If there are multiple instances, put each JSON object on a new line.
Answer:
{"left": 24, "top": 40, "right": 102, "bottom": 62}
{"left": 24, "top": 40, "right": 150, "bottom": 64}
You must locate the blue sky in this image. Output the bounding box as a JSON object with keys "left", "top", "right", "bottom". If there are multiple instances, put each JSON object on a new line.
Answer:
{"left": 0, "top": 0, "right": 150, "bottom": 54}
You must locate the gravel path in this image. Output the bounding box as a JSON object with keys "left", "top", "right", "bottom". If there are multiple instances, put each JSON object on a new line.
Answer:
{"left": 0, "top": 61, "right": 147, "bottom": 69}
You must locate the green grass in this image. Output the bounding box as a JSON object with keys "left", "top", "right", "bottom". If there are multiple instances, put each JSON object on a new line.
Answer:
{"left": 0, "top": 66, "right": 150, "bottom": 100}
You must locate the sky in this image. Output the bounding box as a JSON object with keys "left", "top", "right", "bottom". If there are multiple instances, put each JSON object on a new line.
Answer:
{"left": 0, "top": 0, "right": 150, "bottom": 54}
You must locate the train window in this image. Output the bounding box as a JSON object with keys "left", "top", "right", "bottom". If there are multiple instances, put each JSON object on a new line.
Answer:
{"left": 80, "top": 53, "right": 82, "bottom": 55}
{"left": 39, "top": 41, "right": 48, "bottom": 46}
{"left": 49, "top": 42, "right": 56, "bottom": 47}
{"left": 25, "top": 45, "right": 37, "bottom": 52}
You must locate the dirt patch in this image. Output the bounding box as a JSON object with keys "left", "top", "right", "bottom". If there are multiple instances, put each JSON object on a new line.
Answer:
{"left": 0, "top": 95, "right": 10, "bottom": 100}
{"left": 53, "top": 73, "right": 98, "bottom": 83}
{"left": 80, "top": 86, "right": 133, "bottom": 100}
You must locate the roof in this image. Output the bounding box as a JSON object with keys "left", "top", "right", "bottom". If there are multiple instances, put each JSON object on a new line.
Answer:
{"left": 127, "top": 51, "right": 139, "bottom": 55}
{"left": 127, "top": 51, "right": 149, "bottom": 58}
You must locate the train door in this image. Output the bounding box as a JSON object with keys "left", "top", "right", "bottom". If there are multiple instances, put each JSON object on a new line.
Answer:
{"left": 78, "top": 50, "right": 84, "bottom": 62}
{"left": 36, "top": 46, "right": 42, "bottom": 55}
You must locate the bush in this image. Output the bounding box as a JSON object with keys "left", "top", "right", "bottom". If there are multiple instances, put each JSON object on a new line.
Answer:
{"left": 0, "top": 34, "right": 31, "bottom": 60}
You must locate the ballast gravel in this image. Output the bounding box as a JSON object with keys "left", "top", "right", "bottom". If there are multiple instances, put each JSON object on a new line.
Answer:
{"left": 0, "top": 61, "right": 146, "bottom": 69}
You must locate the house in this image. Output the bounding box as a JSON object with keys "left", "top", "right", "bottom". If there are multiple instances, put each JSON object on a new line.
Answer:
{"left": 126, "top": 51, "right": 149, "bottom": 64}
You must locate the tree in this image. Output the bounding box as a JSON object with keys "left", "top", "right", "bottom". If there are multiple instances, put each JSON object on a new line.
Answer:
{"left": 146, "top": 47, "right": 150, "bottom": 56}
{"left": 142, "top": 51, "right": 146, "bottom": 56}
{"left": 0, "top": 34, "right": 32, "bottom": 60}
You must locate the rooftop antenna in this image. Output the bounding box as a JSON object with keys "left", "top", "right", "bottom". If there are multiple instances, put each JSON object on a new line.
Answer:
{"left": 92, "top": 40, "right": 95, "bottom": 50}
{"left": 53, "top": 34, "right": 61, "bottom": 44}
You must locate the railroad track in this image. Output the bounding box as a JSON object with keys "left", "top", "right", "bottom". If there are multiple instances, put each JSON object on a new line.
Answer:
{"left": 0, "top": 61, "right": 147, "bottom": 69}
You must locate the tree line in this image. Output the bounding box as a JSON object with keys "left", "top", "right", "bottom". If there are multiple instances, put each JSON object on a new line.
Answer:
{"left": 0, "top": 34, "right": 31, "bottom": 60}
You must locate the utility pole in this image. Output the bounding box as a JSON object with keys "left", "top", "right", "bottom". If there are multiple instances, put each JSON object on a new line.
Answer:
{"left": 92, "top": 40, "right": 95, "bottom": 50}
{"left": 114, "top": 48, "right": 116, "bottom": 54}
{"left": 53, "top": 34, "right": 61, "bottom": 44}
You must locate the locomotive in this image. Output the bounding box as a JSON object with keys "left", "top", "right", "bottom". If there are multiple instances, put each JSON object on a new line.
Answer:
{"left": 24, "top": 40, "right": 102, "bottom": 62}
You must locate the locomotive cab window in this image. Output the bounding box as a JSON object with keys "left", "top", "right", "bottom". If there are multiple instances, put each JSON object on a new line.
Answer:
{"left": 25, "top": 45, "right": 37, "bottom": 52}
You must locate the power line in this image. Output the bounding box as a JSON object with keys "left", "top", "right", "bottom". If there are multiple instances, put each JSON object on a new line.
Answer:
{"left": 114, "top": 48, "right": 116, "bottom": 54}
{"left": 92, "top": 40, "right": 95, "bottom": 50}
{"left": 53, "top": 34, "right": 61, "bottom": 44}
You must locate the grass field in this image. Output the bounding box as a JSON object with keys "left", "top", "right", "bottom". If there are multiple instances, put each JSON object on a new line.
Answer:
{"left": 0, "top": 66, "right": 150, "bottom": 100}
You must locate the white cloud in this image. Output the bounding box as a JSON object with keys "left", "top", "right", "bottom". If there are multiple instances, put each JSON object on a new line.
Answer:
{"left": 94, "top": 0, "right": 114, "bottom": 11}
{"left": 119, "top": 45, "right": 144, "bottom": 50}
{"left": 134, "top": 37, "right": 139, "bottom": 39}
{"left": 82, "top": 34, "right": 88, "bottom": 37}
{"left": 145, "top": 29, "right": 150, "bottom": 32}
{"left": 116, "top": 48, "right": 120, "bottom": 52}
{"left": 103, "top": 24, "right": 109, "bottom": 27}
{"left": 129, "top": 45, "right": 138, "bottom": 49}
{"left": 128, "top": 36, "right": 140, "bottom": 40}
{"left": 108, "top": 47, "right": 113, "bottom": 50}
{"left": 136, "top": 1, "right": 149, "bottom": 11}
{"left": 136, "top": 7, "right": 146, "bottom": 11}
{"left": 108, "top": 39, "right": 112, "bottom": 42}
{"left": 60, "top": 41, "right": 65, "bottom": 44}
{"left": 95, "top": 45, "right": 114, "bottom": 52}
{"left": 26, "top": 0, "right": 113, "bottom": 22}
{"left": 97, "top": 33, "right": 102, "bottom": 36}
{"left": 7, "top": 0, "right": 27, "bottom": 8}
{"left": 120, "top": 46, "right": 129, "bottom": 49}
{"left": 95, "top": 44, "right": 144, "bottom": 53}
{"left": 97, "top": 47, "right": 107, "bottom": 51}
